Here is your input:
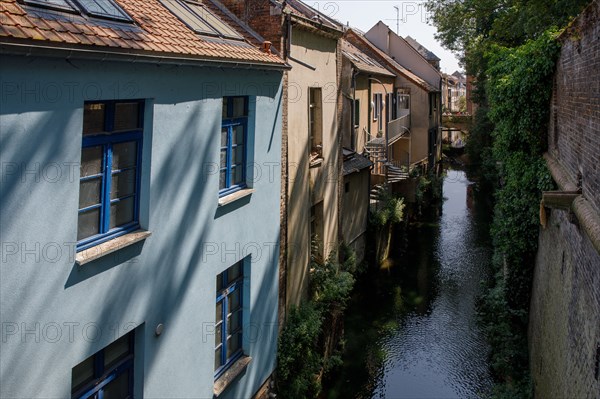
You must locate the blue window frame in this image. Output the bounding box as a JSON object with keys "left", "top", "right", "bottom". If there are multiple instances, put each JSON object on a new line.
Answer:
{"left": 71, "top": 331, "right": 134, "bottom": 399}
{"left": 77, "top": 100, "right": 144, "bottom": 251}
{"left": 219, "top": 96, "right": 248, "bottom": 197}
{"left": 215, "top": 261, "right": 244, "bottom": 379}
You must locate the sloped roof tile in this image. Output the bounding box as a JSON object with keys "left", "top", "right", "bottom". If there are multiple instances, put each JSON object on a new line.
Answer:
{"left": 0, "top": 0, "right": 286, "bottom": 66}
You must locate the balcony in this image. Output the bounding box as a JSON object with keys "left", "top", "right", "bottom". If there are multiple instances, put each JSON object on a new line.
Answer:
{"left": 388, "top": 109, "right": 410, "bottom": 145}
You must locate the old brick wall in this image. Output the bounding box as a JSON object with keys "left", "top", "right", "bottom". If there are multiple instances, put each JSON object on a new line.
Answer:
{"left": 529, "top": 1, "right": 600, "bottom": 398}
{"left": 530, "top": 210, "right": 600, "bottom": 398}
{"left": 547, "top": 0, "right": 600, "bottom": 215}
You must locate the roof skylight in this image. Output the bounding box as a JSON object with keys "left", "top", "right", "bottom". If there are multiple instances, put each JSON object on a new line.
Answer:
{"left": 161, "top": 0, "right": 243, "bottom": 40}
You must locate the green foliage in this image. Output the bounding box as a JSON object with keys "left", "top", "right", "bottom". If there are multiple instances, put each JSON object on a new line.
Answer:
{"left": 311, "top": 251, "right": 355, "bottom": 311}
{"left": 486, "top": 33, "right": 558, "bottom": 311}
{"left": 369, "top": 193, "right": 405, "bottom": 227}
{"left": 427, "top": 1, "right": 587, "bottom": 396}
{"left": 276, "top": 302, "right": 324, "bottom": 399}
{"left": 276, "top": 245, "right": 360, "bottom": 398}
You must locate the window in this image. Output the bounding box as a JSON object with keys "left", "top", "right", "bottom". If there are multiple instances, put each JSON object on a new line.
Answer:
{"left": 373, "top": 93, "right": 383, "bottom": 132}
{"left": 215, "top": 261, "right": 244, "bottom": 379}
{"left": 220, "top": 96, "right": 248, "bottom": 197}
{"left": 353, "top": 99, "right": 360, "bottom": 127}
{"left": 160, "top": 0, "right": 243, "bottom": 39}
{"left": 21, "top": 0, "right": 133, "bottom": 22}
{"left": 310, "top": 202, "right": 324, "bottom": 264}
{"left": 309, "top": 88, "right": 323, "bottom": 159}
{"left": 78, "top": 100, "right": 144, "bottom": 251}
{"left": 72, "top": 331, "right": 134, "bottom": 399}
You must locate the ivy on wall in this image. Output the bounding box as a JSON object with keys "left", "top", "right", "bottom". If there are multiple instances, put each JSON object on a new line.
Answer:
{"left": 478, "top": 30, "right": 559, "bottom": 397}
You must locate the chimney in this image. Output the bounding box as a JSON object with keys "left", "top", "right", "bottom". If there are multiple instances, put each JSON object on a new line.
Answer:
{"left": 262, "top": 41, "right": 272, "bottom": 54}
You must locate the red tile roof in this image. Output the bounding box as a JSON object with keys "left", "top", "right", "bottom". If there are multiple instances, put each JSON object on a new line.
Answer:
{"left": 0, "top": 0, "right": 286, "bottom": 66}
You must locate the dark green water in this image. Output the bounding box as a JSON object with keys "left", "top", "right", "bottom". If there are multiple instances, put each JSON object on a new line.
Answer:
{"left": 325, "top": 169, "right": 494, "bottom": 398}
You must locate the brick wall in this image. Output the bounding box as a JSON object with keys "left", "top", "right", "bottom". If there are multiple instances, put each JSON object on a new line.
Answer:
{"left": 219, "top": 0, "right": 284, "bottom": 53}
{"left": 529, "top": 1, "right": 600, "bottom": 397}
{"left": 548, "top": 0, "right": 600, "bottom": 215}
{"left": 529, "top": 209, "right": 600, "bottom": 398}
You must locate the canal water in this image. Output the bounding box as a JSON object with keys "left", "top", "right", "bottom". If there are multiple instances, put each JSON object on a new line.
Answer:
{"left": 325, "top": 168, "right": 494, "bottom": 398}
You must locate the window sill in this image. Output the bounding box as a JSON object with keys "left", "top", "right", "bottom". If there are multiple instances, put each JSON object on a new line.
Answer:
{"left": 218, "top": 188, "right": 254, "bottom": 207}
{"left": 75, "top": 230, "right": 152, "bottom": 266}
{"left": 309, "top": 157, "right": 323, "bottom": 168}
{"left": 213, "top": 356, "right": 252, "bottom": 397}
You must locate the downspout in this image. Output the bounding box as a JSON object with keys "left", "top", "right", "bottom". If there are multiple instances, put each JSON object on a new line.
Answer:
{"left": 351, "top": 67, "right": 359, "bottom": 151}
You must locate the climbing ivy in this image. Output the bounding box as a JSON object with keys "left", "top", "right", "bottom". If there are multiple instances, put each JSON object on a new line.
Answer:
{"left": 477, "top": 30, "right": 559, "bottom": 397}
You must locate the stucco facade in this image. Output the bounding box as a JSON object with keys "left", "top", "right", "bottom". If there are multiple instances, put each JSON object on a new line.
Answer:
{"left": 0, "top": 54, "right": 284, "bottom": 398}
{"left": 286, "top": 25, "right": 342, "bottom": 308}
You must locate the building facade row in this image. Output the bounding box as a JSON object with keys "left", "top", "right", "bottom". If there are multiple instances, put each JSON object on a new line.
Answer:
{"left": 0, "top": 0, "right": 442, "bottom": 397}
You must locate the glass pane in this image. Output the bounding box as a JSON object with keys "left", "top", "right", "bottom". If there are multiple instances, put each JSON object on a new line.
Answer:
{"left": 231, "top": 167, "right": 243, "bottom": 186}
{"left": 161, "top": 0, "right": 217, "bottom": 34}
{"left": 109, "top": 197, "right": 134, "bottom": 229}
{"left": 83, "top": 103, "right": 105, "bottom": 135}
{"left": 222, "top": 98, "right": 228, "bottom": 119}
{"left": 228, "top": 262, "right": 241, "bottom": 282}
{"left": 214, "top": 347, "right": 222, "bottom": 371}
{"left": 232, "top": 146, "right": 244, "bottom": 164}
{"left": 114, "top": 102, "right": 140, "bottom": 131}
{"left": 216, "top": 273, "right": 224, "bottom": 292}
{"left": 185, "top": 2, "right": 243, "bottom": 39}
{"left": 227, "top": 309, "right": 241, "bottom": 333}
{"left": 219, "top": 170, "right": 226, "bottom": 190}
{"left": 104, "top": 335, "right": 130, "bottom": 369}
{"left": 226, "top": 332, "right": 241, "bottom": 359}
{"left": 111, "top": 169, "right": 136, "bottom": 200}
{"left": 220, "top": 151, "right": 227, "bottom": 169}
{"left": 112, "top": 141, "right": 137, "bottom": 170}
{"left": 72, "top": 355, "right": 94, "bottom": 393}
{"left": 79, "top": 178, "right": 102, "bottom": 209}
{"left": 221, "top": 128, "right": 228, "bottom": 147}
{"left": 102, "top": 369, "right": 130, "bottom": 399}
{"left": 215, "top": 301, "right": 223, "bottom": 323}
{"left": 232, "top": 126, "right": 244, "bottom": 145}
{"left": 228, "top": 289, "right": 240, "bottom": 312}
{"left": 81, "top": 146, "right": 103, "bottom": 177}
{"left": 78, "top": 209, "right": 100, "bottom": 241}
{"left": 215, "top": 323, "right": 222, "bottom": 346}
{"left": 232, "top": 97, "right": 246, "bottom": 118}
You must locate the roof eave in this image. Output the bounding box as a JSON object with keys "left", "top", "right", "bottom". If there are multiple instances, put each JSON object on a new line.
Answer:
{"left": 0, "top": 39, "right": 291, "bottom": 70}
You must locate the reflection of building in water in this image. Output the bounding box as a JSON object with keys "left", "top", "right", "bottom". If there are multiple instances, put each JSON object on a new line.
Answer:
{"left": 466, "top": 184, "right": 474, "bottom": 209}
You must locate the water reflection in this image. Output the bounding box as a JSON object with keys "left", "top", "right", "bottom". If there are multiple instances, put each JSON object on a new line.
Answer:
{"left": 325, "top": 169, "right": 493, "bottom": 399}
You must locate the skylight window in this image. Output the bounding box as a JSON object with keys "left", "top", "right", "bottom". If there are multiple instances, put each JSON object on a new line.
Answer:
{"left": 161, "top": 0, "right": 243, "bottom": 40}
{"left": 76, "top": 0, "right": 132, "bottom": 22}
{"left": 20, "top": 0, "right": 133, "bottom": 22}
{"left": 21, "top": 0, "right": 79, "bottom": 13}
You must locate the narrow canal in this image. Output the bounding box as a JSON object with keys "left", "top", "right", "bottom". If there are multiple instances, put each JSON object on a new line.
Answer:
{"left": 325, "top": 168, "right": 494, "bottom": 398}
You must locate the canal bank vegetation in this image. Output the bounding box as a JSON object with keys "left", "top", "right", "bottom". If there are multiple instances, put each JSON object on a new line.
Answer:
{"left": 275, "top": 244, "right": 361, "bottom": 398}
{"left": 427, "top": 0, "right": 590, "bottom": 397}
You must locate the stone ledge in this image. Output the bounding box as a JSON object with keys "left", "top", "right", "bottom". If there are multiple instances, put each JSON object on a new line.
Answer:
{"left": 218, "top": 188, "right": 254, "bottom": 207}
{"left": 75, "top": 230, "right": 151, "bottom": 266}
{"left": 213, "top": 356, "right": 252, "bottom": 397}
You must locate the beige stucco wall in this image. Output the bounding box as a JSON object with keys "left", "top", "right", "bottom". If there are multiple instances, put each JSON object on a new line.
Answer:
{"left": 286, "top": 27, "right": 339, "bottom": 308}
{"left": 365, "top": 22, "right": 441, "bottom": 89}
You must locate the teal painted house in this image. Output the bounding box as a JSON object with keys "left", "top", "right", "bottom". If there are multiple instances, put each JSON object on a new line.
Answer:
{"left": 0, "top": 0, "right": 286, "bottom": 397}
